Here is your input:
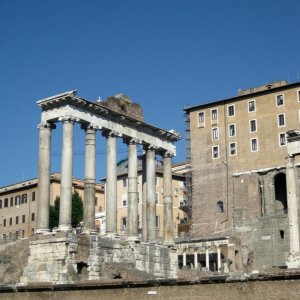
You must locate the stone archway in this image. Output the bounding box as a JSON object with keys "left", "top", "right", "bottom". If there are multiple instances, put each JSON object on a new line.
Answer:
{"left": 274, "top": 173, "right": 287, "bottom": 214}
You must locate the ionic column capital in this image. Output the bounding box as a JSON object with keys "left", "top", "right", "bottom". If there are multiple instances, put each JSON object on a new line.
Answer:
{"left": 102, "top": 130, "right": 121, "bottom": 138}
{"left": 38, "top": 122, "right": 56, "bottom": 130}
{"left": 81, "top": 123, "right": 101, "bottom": 131}
{"left": 58, "top": 116, "right": 78, "bottom": 124}
{"left": 123, "top": 137, "right": 141, "bottom": 145}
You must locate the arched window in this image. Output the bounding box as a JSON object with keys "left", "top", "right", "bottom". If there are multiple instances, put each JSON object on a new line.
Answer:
{"left": 217, "top": 201, "right": 224, "bottom": 213}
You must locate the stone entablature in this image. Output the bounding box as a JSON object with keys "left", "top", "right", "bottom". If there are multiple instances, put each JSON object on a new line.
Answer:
{"left": 37, "top": 90, "right": 179, "bottom": 155}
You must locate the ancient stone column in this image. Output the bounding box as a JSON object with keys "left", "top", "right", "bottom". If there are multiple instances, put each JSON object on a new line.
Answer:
{"left": 146, "top": 146, "right": 156, "bottom": 241}
{"left": 104, "top": 131, "right": 117, "bottom": 235}
{"left": 286, "top": 155, "right": 300, "bottom": 254}
{"left": 217, "top": 245, "right": 221, "bottom": 272}
{"left": 59, "top": 117, "right": 74, "bottom": 231}
{"left": 142, "top": 152, "right": 147, "bottom": 241}
{"left": 194, "top": 248, "right": 198, "bottom": 269}
{"left": 36, "top": 122, "right": 55, "bottom": 233}
{"left": 126, "top": 138, "right": 138, "bottom": 239}
{"left": 183, "top": 249, "right": 187, "bottom": 267}
{"left": 82, "top": 124, "right": 96, "bottom": 232}
{"left": 205, "top": 247, "right": 210, "bottom": 270}
{"left": 163, "top": 152, "right": 174, "bottom": 244}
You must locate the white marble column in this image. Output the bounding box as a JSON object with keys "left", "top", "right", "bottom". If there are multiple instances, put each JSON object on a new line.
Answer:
{"left": 163, "top": 152, "right": 174, "bottom": 244}
{"left": 217, "top": 245, "right": 221, "bottom": 272}
{"left": 82, "top": 124, "right": 96, "bottom": 232}
{"left": 36, "top": 122, "right": 55, "bottom": 233}
{"left": 104, "top": 131, "right": 117, "bottom": 235}
{"left": 59, "top": 118, "right": 75, "bottom": 231}
{"left": 194, "top": 248, "right": 198, "bottom": 269}
{"left": 142, "top": 152, "right": 147, "bottom": 241}
{"left": 183, "top": 249, "right": 187, "bottom": 267}
{"left": 126, "top": 138, "right": 138, "bottom": 239}
{"left": 205, "top": 247, "right": 210, "bottom": 271}
{"left": 286, "top": 155, "right": 300, "bottom": 258}
{"left": 146, "top": 146, "right": 156, "bottom": 241}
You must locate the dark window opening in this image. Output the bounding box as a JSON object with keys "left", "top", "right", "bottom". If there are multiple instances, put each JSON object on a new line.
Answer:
{"left": 274, "top": 173, "right": 287, "bottom": 214}
{"left": 280, "top": 230, "right": 284, "bottom": 239}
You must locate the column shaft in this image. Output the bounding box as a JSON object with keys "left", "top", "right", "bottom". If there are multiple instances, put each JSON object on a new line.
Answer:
{"left": 37, "top": 122, "right": 54, "bottom": 233}
{"left": 205, "top": 248, "right": 210, "bottom": 270}
{"left": 83, "top": 126, "right": 96, "bottom": 232}
{"left": 142, "top": 153, "right": 147, "bottom": 241}
{"left": 286, "top": 155, "right": 300, "bottom": 253}
{"left": 217, "top": 246, "right": 221, "bottom": 272}
{"left": 183, "top": 250, "right": 187, "bottom": 267}
{"left": 105, "top": 132, "right": 117, "bottom": 234}
{"left": 59, "top": 119, "right": 74, "bottom": 230}
{"left": 127, "top": 140, "right": 138, "bottom": 238}
{"left": 146, "top": 147, "right": 156, "bottom": 241}
{"left": 194, "top": 249, "right": 198, "bottom": 269}
{"left": 163, "top": 153, "right": 173, "bottom": 244}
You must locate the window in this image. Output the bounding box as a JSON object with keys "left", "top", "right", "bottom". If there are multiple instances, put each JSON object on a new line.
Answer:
{"left": 3, "top": 219, "right": 6, "bottom": 227}
{"left": 298, "top": 90, "right": 300, "bottom": 101}
{"left": 22, "top": 215, "right": 25, "bottom": 223}
{"left": 212, "top": 127, "right": 219, "bottom": 141}
{"left": 279, "top": 133, "right": 286, "bottom": 146}
{"left": 276, "top": 94, "right": 284, "bottom": 106}
{"left": 15, "top": 195, "right": 20, "bottom": 206}
{"left": 31, "top": 228, "right": 35, "bottom": 235}
{"left": 211, "top": 108, "right": 218, "bottom": 122}
{"left": 227, "top": 105, "right": 235, "bottom": 116}
{"left": 248, "top": 100, "right": 256, "bottom": 112}
{"left": 251, "top": 138, "right": 258, "bottom": 152}
{"left": 229, "top": 142, "right": 237, "bottom": 156}
{"left": 217, "top": 201, "right": 224, "bottom": 213}
{"left": 156, "top": 193, "right": 159, "bottom": 205}
{"left": 31, "top": 213, "right": 35, "bottom": 222}
{"left": 156, "top": 215, "right": 160, "bottom": 228}
{"left": 16, "top": 216, "right": 19, "bottom": 225}
{"left": 122, "top": 178, "right": 127, "bottom": 188}
{"left": 122, "top": 195, "right": 127, "bottom": 207}
{"left": 250, "top": 119, "right": 257, "bottom": 132}
{"left": 22, "top": 230, "right": 25, "bottom": 238}
{"left": 22, "top": 194, "right": 27, "bottom": 204}
{"left": 10, "top": 197, "right": 13, "bottom": 207}
{"left": 9, "top": 218, "right": 12, "bottom": 226}
{"left": 212, "top": 145, "right": 220, "bottom": 159}
{"left": 229, "top": 124, "right": 236, "bottom": 137}
{"left": 4, "top": 198, "right": 8, "bottom": 208}
{"left": 0, "top": 200, "right": 2, "bottom": 209}
{"left": 198, "top": 111, "right": 205, "bottom": 127}
{"left": 32, "top": 191, "right": 36, "bottom": 201}
{"left": 278, "top": 114, "right": 285, "bottom": 127}
{"left": 121, "top": 217, "right": 127, "bottom": 229}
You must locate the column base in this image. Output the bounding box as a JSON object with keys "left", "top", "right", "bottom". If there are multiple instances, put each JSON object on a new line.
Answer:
{"left": 58, "top": 225, "right": 72, "bottom": 232}
{"left": 105, "top": 232, "right": 120, "bottom": 239}
{"left": 286, "top": 252, "right": 300, "bottom": 268}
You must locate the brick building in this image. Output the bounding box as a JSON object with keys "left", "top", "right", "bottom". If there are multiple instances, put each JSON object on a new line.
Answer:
{"left": 184, "top": 80, "right": 300, "bottom": 272}
{"left": 0, "top": 173, "right": 104, "bottom": 240}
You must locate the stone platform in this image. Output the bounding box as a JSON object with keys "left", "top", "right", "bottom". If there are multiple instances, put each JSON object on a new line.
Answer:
{"left": 19, "top": 232, "right": 177, "bottom": 285}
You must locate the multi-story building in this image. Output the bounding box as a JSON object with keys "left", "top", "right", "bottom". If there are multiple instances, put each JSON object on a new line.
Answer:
{"left": 0, "top": 173, "right": 105, "bottom": 240}
{"left": 184, "top": 80, "right": 300, "bottom": 272}
{"left": 102, "top": 158, "right": 189, "bottom": 240}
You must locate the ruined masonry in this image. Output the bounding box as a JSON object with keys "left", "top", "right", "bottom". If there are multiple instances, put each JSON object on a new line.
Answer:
{"left": 20, "top": 91, "right": 180, "bottom": 284}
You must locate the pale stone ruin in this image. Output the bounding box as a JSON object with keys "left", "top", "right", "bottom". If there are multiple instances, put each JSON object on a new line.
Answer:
{"left": 18, "top": 90, "right": 180, "bottom": 284}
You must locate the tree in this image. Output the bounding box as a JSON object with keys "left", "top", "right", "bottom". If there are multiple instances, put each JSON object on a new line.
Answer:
{"left": 49, "top": 191, "right": 84, "bottom": 229}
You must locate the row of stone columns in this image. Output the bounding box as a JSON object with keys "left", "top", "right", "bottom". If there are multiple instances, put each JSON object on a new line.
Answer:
{"left": 36, "top": 120, "right": 174, "bottom": 244}
{"left": 182, "top": 245, "right": 222, "bottom": 272}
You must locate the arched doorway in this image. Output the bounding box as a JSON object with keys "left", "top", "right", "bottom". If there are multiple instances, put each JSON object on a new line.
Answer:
{"left": 274, "top": 173, "right": 287, "bottom": 214}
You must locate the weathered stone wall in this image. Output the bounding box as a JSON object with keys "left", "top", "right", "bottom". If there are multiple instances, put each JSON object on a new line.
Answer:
{"left": 1, "top": 279, "right": 300, "bottom": 299}
{"left": 88, "top": 236, "right": 178, "bottom": 279}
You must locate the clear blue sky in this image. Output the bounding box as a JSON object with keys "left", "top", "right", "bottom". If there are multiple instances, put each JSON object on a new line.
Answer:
{"left": 1, "top": 0, "right": 300, "bottom": 186}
